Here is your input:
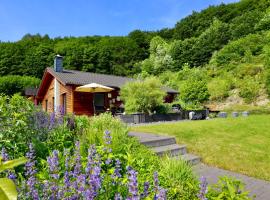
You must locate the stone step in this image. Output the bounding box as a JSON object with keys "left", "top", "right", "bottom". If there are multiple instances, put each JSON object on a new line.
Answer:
{"left": 151, "top": 144, "right": 187, "bottom": 157}
{"left": 175, "top": 153, "right": 201, "bottom": 165}
{"left": 128, "top": 131, "right": 176, "bottom": 147}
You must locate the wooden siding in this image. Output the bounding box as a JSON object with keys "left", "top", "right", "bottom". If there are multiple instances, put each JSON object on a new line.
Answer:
{"left": 73, "top": 92, "right": 94, "bottom": 115}
{"left": 41, "top": 79, "right": 55, "bottom": 112}
{"left": 59, "top": 83, "right": 73, "bottom": 113}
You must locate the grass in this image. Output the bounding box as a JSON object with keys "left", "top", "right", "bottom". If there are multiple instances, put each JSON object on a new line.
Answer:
{"left": 130, "top": 115, "right": 270, "bottom": 181}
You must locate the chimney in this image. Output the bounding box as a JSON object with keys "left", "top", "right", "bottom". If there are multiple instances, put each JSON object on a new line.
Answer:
{"left": 54, "top": 55, "right": 63, "bottom": 72}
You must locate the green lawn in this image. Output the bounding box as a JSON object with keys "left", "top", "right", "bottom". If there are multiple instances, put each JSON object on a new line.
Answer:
{"left": 130, "top": 115, "right": 270, "bottom": 181}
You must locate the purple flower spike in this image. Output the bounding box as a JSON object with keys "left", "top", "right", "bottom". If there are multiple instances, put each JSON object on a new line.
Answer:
{"left": 25, "top": 143, "right": 39, "bottom": 200}
{"left": 115, "top": 193, "right": 122, "bottom": 200}
{"left": 104, "top": 130, "right": 112, "bottom": 145}
{"left": 1, "top": 147, "right": 8, "bottom": 161}
{"left": 198, "top": 176, "right": 208, "bottom": 200}
{"left": 141, "top": 181, "right": 150, "bottom": 198}
{"left": 113, "top": 159, "right": 122, "bottom": 178}
{"left": 49, "top": 112, "right": 56, "bottom": 130}
{"left": 47, "top": 150, "right": 60, "bottom": 180}
{"left": 154, "top": 171, "right": 159, "bottom": 190}
{"left": 86, "top": 145, "right": 96, "bottom": 175}
{"left": 127, "top": 167, "right": 139, "bottom": 200}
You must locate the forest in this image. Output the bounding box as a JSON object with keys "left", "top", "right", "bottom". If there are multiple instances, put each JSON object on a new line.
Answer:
{"left": 1, "top": 0, "right": 270, "bottom": 109}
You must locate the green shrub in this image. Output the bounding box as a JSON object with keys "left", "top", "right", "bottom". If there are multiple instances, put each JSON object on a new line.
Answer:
{"left": 79, "top": 113, "right": 128, "bottom": 154}
{"left": 159, "top": 157, "right": 199, "bottom": 200}
{"left": 121, "top": 77, "right": 166, "bottom": 114}
{"left": 0, "top": 75, "right": 40, "bottom": 96}
{"left": 208, "top": 78, "right": 231, "bottom": 101}
{"left": 238, "top": 76, "right": 261, "bottom": 103}
{"left": 266, "top": 69, "right": 270, "bottom": 97}
{"left": 210, "top": 33, "right": 267, "bottom": 67}
{"left": 179, "top": 78, "right": 210, "bottom": 105}
{"left": 207, "top": 176, "right": 251, "bottom": 200}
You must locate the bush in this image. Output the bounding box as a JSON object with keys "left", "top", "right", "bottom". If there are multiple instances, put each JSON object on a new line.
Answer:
{"left": 0, "top": 94, "right": 78, "bottom": 161}
{"left": 266, "top": 69, "right": 270, "bottom": 97}
{"left": 179, "top": 78, "right": 210, "bottom": 105}
{"left": 121, "top": 77, "right": 166, "bottom": 114}
{"left": 238, "top": 76, "right": 261, "bottom": 103}
{"left": 79, "top": 113, "right": 128, "bottom": 153}
{"left": 208, "top": 78, "right": 231, "bottom": 101}
{"left": 159, "top": 157, "right": 199, "bottom": 200}
{"left": 207, "top": 176, "right": 251, "bottom": 200}
{"left": 0, "top": 75, "right": 40, "bottom": 96}
{"left": 210, "top": 33, "right": 267, "bottom": 67}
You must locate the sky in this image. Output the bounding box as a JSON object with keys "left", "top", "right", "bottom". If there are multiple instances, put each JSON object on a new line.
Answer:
{"left": 0, "top": 0, "right": 239, "bottom": 42}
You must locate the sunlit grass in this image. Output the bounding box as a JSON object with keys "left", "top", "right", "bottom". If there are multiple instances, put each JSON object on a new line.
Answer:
{"left": 130, "top": 115, "right": 270, "bottom": 181}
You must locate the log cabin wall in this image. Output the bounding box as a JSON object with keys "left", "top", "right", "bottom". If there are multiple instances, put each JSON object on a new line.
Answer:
{"left": 59, "top": 83, "right": 73, "bottom": 114}
{"left": 41, "top": 79, "right": 55, "bottom": 112}
{"left": 73, "top": 92, "right": 94, "bottom": 116}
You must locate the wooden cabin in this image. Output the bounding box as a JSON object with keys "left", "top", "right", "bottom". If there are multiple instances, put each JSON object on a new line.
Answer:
{"left": 35, "top": 55, "right": 178, "bottom": 116}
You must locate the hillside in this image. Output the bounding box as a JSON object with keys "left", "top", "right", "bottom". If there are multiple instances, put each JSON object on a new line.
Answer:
{"left": 0, "top": 0, "right": 270, "bottom": 110}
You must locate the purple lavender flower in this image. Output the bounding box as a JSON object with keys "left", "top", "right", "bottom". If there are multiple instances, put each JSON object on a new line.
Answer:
{"left": 153, "top": 172, "right": 167, "bottom": 200}
{"left": 57, "top": 105, "right": 65, "bottom": 124}
{"left": 156, "top": 188, "right": 167, "bottom": 200}
{"left": 105, "top": 158, "right": 112, "bottom": 165}
{"left": 127, "top": 166, "right": 139, "bottom": 200}
{"left": 154, "top": 171, "right": 159, "bottom": 190}
{"left": 49, "top": 112, "right": 56, "bottom": 130}
{"left": 47, "top": 150, "right": 60, "bottom": 199}
{"left": 104, "top": 130, "right": 112, "bottom": 145}
{"left": 25, "top": 143, "right": 39, "bottom": 200}
{"left": 73, "top": 141, "right": 81, "bottom": 178}
{"left": 140, "top": 181, "right": 150, "bottom": 198}
{"left": 113, "top": 159, "right": 122, "bottom": 178}
{"left": 198, "top": 176, "right": 208, "bottom": 200}
{"left": 85, "top": 145, "right": 96, "bottom": 175}
{"left": 47, "top": 150, "right": 60, "bottom": 180}
{"left": 1, "top": 147, "right": 8, "bottom": 161}
{"left": 64, "top": 149, "right": 71, "bottom": 189}
{"left": 1, "top": 147, "right": 17, "bottom": 181}
{"left": 115, "top": 193, "right": 122, "bottom": 200}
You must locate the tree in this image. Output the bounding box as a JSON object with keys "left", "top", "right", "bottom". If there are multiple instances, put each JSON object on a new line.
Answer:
{"left": 230, "top": 10, "right": 262, "bottom": 40}
{"left": 140, "top": 36, "right": 174, "bottom": 75}
{"left": 255, "top": 8, "right": 270, "bottom": 31}
{"left": 120, "top": 77, "right": 166, "bottom": 114}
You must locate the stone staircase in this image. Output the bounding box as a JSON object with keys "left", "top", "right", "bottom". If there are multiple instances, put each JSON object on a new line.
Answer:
{"left": 128, "top": 132, "right": 201, "bottom": 165}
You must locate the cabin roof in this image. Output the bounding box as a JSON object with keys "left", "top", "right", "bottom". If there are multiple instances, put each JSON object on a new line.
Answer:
{"left": 37, "top": 68, "right": 178, "bottom": 97}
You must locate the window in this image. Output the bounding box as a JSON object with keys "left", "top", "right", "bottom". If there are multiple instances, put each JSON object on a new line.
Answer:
{"left": 45, "top": 100, "right": 48, "bottom": 112}
{"left": 62, "top": 93, "right": 67, "bottom": 114}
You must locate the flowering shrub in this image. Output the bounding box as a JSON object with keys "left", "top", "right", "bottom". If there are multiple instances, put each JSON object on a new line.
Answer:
{"left": 4, "top": 131, "right": 167, "bottom": 199}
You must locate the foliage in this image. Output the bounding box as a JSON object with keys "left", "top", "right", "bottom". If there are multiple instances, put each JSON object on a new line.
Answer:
{"left": 121, "top": 77, "right": 166, "bottom": 114}
{"left": 207, "top": 176, "right": 251, "bottom": 200}
{"left": 0, "top": 94, "right": 77, "bottom": 160}
{"left": 255, "top": 8, "right": 270, "bottom": 31}
{"left": 238, "top": 76, "right": 261, "bottom": 103}
{"left": 208, "top": 78, "right": 232, "bottom": 101}
{"left": 140, "top": 36, "right": 174, "bottom": 75}
{"left": 179, "top": 78, "right": 209, "bottom": 106}
{"left": 210, "top": 33, "right": 268, "bottom": 67}
{"left": 0, "top": 156, "right": 27, "bottom": 200}
{"left": 230, "top": 10, "right": 262, "bottom": 40}
{"left": 159, "top": 157, "right": 199, "bottom": 199}
{"left": 0, "top": 75, "right": 40, "bottom": 96}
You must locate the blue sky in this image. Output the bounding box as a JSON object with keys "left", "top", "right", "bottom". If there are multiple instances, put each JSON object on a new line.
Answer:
{"left": 0, "top": 0, "right": 239, "bottom": 41}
